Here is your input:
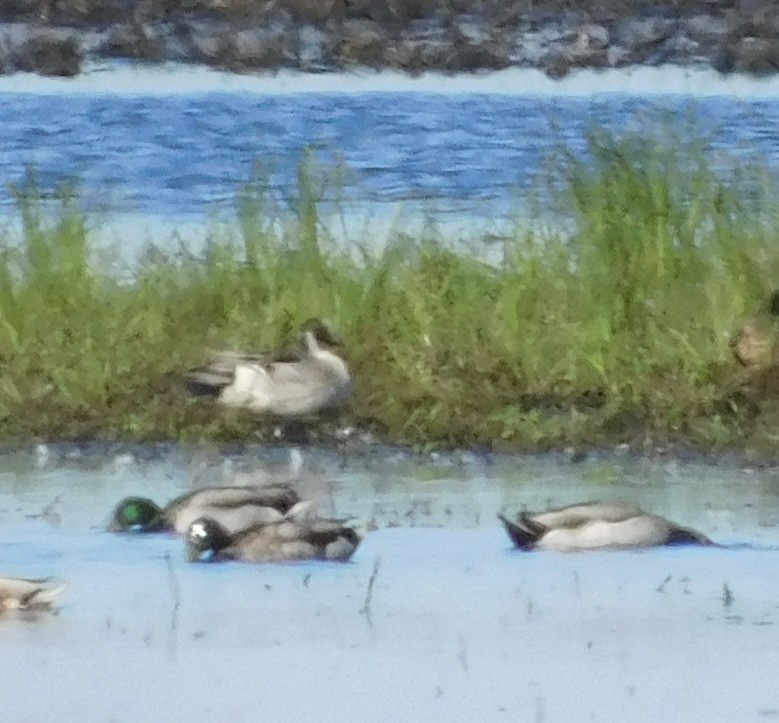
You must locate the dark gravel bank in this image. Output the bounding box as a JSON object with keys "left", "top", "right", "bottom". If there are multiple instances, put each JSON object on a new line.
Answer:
{"left": 0, "top": 0, "right": 777, "bottom": 78}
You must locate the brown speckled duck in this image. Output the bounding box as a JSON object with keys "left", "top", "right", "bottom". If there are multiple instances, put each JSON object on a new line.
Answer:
{"left": 730, "top": 290, "right": 779, "bottom": 368}
{"left": 186, "top": 515, "right": 364, "bottom": 564}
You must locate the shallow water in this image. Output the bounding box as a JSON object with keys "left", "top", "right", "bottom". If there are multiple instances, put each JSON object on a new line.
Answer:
{"left": 1, "top": 445, "right": 779, "bottom": 722}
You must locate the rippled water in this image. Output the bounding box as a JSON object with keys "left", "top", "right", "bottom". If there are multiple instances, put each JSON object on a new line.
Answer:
{"left": 2, "top": 66, "right": 779, "bottom": 231}
{"left": 2, "top": 444, "right": 779, "bottom": 721}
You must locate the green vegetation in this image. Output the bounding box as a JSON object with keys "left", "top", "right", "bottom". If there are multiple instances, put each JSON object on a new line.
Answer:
{"left": 1, "top": 125, "right": 779, "bottom": 453}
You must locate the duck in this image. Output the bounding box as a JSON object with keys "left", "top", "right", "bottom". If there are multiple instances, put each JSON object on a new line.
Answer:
{"left": 185, "top": 318, "right": 351, "bottom": 419}
{"left": 108, "top": 484, "right": 306, "bottom": 535}
{"left": 730, "top": 290, "right": 779, "bottom": 368}
{"left": 0, "top": 576, "right": 65, "bottom": 611}
{"left": 498, "top": 501, "right": 713, "bottom": 552}
{"left": 185, "top": 515, "right": 364, "bottom": 564}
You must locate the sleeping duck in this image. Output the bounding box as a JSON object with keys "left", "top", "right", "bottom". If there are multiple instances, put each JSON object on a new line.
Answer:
{"left": 0, "top": 576, "right": 65, "bottom": 611}
{"left": 185, "top": 319, "right": 351, "bottom": 419}
{"left": 109, "top": 484, "right": 305, "bottom": 535}
{"left": 185, "top": 515, "right": 364, "bottom": 564}
{"left": 498, "top": 501, "right": 713, "bottom": 552}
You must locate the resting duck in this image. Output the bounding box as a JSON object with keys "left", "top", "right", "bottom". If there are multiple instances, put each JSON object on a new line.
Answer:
{"left": 185, "top": 319, "right": 351, "bottom": 419}
{"left": 185, "top": 515, "right": 364, "bottom": 564}
{"left": 0, "top": 576, "right": 65, "bottom": 611}
{"left": 730, "top": 290, "right": 779, "bottom": 368}
{"left": 498, "top": 501, "right": 713, "bottom": 552}
{"left": 109, "top": 484, "right": 305, "bottom": 534}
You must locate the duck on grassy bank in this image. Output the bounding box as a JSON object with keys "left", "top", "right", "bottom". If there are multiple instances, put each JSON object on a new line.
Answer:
{"left": 185, "top": 515, "right": 364, "bottom": 564}
{"left": 730, "top": 290, "right": 779, "bottom": 368}
{"left": 0, "top": 576, "right": 65, "bottom": 611}
{"left": 108, "top": 484, "right": 307, "bottom": 534}
{"left": 185, "top": 319, "right": 351, "bottom": 419}
{"left": 499, "top": 501, "right": 713, "bottom": 552}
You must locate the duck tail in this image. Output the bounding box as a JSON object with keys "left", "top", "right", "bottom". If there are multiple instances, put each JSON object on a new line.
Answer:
{"left": 498, "top": 513, "right": 544, "bottom": 550}
{"left": 666, "top": 525, "right": 714, "bottom": 547}
{"left": 321, "top": 523, "right": 365, "bottom": 562}
{"left": 184, "top": 371, "right": 230, "bottom": 398}
{"left": 22, "top": 582, "right": 66, "bottom": 609}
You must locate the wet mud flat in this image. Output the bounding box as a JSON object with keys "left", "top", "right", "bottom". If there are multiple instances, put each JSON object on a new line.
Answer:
{"left": 1, "top": 445, "right": 779, "bottom": 721}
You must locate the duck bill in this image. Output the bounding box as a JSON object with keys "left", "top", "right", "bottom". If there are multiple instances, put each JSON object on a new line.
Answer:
{"left": 107, "top": 517, "right": 123, "bottom": 533}
{"left": 185, "top": 542, "right": 215, "bottom": 563}
{"left": 185, "top": 542, "right": 202, "bottom": 562}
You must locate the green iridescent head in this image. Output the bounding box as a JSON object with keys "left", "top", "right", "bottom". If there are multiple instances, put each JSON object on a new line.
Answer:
{"left": 108, "top": 497, "right": 164, "bottom": 532}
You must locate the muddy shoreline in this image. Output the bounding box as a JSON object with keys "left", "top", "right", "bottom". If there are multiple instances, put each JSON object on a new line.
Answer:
{"left": 1, "top": 0, "right": 777, "bottom": 79}
{"left": 9, "top": 436, "right": 779, "bottom": 473}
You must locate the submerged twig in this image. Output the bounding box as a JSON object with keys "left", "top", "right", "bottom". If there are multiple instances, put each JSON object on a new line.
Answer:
{"left": 722, "top": 582, "right": 734, "bottom": 609}
{"left": 164, "top": 552, "right": 181, "bottom": 659}
{"left": 42, "top": 496, "right": 62, "bottom": 528}
{"left": 359, "top": 557, "right": 381, "bottom": 631}
{"left": 457, "top": 634, "right": 469, "bottom": 672}
{"left": 655, "top": 574, "right": 672, "bottom": 593}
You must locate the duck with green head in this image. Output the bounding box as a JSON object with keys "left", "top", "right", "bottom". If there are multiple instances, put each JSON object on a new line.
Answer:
{"left": 186, "top": 515, "right": 364, "bottom": 564}
{"left": 109, "top": 484, "right": 304, "bottom": 535}
{"left": 499, "top": 501, "right": 713, "bottom": 552}
{"left": 185, "top": 318, "right": 351, "bottom": 419}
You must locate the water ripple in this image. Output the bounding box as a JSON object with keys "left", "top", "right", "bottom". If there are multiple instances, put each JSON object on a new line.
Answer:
{"left": 1, "top": 78, "right": 778, "bottom": 225}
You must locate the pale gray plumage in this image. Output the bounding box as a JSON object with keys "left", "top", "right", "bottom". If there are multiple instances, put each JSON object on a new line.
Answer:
{"left": 0, "top": 576, "right": 66, "bottom": 610}
{"left": 499, "top": 501, "right": 712, "bottom": 552}
{"left": 186, "top": 321, "right": 351, "bottom": 419}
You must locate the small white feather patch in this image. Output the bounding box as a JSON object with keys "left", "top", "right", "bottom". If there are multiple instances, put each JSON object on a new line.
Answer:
{"left": 190, "top": 522, "right": 208, "bottom": 538}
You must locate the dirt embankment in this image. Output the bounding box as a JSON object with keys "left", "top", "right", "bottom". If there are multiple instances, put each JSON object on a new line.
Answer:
{"left": 0, "top": 0, "right": 777, "bottom": 78}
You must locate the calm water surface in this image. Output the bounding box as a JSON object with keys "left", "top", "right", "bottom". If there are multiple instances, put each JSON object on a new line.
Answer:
{"left": 1, "top": 444, "right": 779, "bottom": 722}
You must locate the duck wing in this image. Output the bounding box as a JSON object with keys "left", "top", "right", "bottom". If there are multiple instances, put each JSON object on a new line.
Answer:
{"left": 246, "top": 360, "right": 348, "bottom": 417}
{"left": 528, "top": 501, "right": 645, "bottom": 529}
{"left": 185, "top": 350, "right": 269, "bottom": 396}
{"left": 230, "top": 518, "right": 363, "bottom": 563}
{"left": 167, "top": 485, "right": 300, "bottom": 517}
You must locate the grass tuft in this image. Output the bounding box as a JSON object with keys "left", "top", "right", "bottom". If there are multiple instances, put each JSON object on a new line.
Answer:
{"left": 1, "top": 125, "right": 779, "bottom": 452}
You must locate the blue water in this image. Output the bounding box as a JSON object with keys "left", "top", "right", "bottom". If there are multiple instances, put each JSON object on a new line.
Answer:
{"left": 2, "top": 445, "right": 779, "bottom": 721}
{"left": 2, "top": 72, "right": 779, "bottom": 224}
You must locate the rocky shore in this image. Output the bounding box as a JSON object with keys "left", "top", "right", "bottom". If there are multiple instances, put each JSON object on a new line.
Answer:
{"left": 0, "top": 0, "right": 777, "bottom": 79}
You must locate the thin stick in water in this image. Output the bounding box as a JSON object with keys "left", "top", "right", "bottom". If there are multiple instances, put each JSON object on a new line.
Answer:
{"left": 359, "top": 557, "right": 381, "bottom": 630}
{"left": 164, "top": 552, "right": 181, "bottom": 658}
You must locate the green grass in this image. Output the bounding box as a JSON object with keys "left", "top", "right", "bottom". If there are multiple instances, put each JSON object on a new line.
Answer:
{"left": 1, "top": 125, "right": 779, "bottom": 452}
